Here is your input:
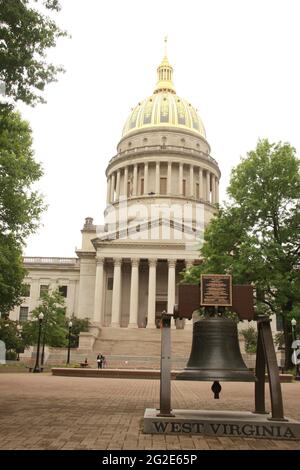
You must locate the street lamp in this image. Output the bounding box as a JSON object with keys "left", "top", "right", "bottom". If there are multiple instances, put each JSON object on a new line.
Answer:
{"left": 67, "top": 320, "right": 72, "bottom": 365}
{"left": 33, "top": 312, "right": 44, "bottom": 373}
{"left": 291, "top": 318, "right": 300, "bottom": 381}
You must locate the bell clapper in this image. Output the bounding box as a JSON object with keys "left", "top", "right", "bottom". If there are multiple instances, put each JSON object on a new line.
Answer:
{"left": 211, "top": 381, "right": 222, "bottom": 399}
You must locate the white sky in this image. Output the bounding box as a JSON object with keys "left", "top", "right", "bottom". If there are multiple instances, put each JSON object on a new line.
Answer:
{"left": 20, "top": 0, "right": 300, "bottom": 257}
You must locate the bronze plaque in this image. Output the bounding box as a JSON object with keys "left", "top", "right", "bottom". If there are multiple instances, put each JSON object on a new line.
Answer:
{"left": 201, "top": 274, "right": 232, "bottom": 306}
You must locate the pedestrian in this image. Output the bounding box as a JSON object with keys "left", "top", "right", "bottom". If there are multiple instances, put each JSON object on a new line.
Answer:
{"left": 97, "top": 354, "right": 103, "bottom": 369}
{"left": 102, "top": 355, "right": 107, "bottom": 368}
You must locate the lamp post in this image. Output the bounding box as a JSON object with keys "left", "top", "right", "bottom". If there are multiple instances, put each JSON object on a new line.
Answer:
{"left": 33, "top": 312, "right": 44, "bottom": 373}
{"left": 291, "top": 318, "right": 300, "bottom": 381}
{"left": 67, "top": 320, "right": 72, "bottom": 365}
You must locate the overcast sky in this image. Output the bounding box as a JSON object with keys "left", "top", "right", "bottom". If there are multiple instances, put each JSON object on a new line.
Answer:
{"left": 20, "top": 0, "right": 300, "bottom": 257}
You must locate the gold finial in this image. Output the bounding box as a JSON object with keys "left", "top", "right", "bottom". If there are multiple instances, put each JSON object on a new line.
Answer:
{"left": 154, "top": 36, "right": 176, "bottom": 94}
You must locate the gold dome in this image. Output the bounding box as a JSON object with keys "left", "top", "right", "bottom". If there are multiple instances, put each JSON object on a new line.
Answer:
{"left": 122, "top": 44, "right": 206, "bottom": 139}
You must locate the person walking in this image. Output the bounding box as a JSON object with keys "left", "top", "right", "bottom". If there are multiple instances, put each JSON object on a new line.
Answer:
{"left": 97, "top": 354, "right": 103, "bottom": 369}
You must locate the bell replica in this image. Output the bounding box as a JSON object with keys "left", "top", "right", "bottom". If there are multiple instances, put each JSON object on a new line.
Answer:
{"left": 177, "top": 314, "right": 254, "bottom": 396}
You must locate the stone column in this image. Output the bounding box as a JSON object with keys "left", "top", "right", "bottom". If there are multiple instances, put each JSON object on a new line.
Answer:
{"left": 206, "top": 171, "right": 210, "bottom": 202}
{"left": 123, "top": 166, "right": 128, "bottom": 197}
{"left": 144, "top": 163, "right": 148, "bottom": 195}
{"left": 179, "top": 163, "right": 183, "bottom": 195}
{"left": 189, "top": 165, "right": 194, "bottom": 197}
{"left": 93, "top": 257, "right": 104, "bottom": 324}
{"left": 106, "top": 177, "right": 111, "bottom": 204}
{"left": 116, "top": 170, "right": 121, "bottom": 201}
{"left": 185, "top": 260, "right": 194, "bottom": 330}
{"left": 133, "top": 164, "right": 138, "bottom": 196}
{"left": 199, "top": 168, "right": 203, "bottom": 199}
{"left": 215, "top": 178, "right": 219, "bottom": 203}
{"left": 128, "top": 258, "right": 139, "bottom": 328}
{"left": 111, "top": 258, "right": 122, "bottom": 327}
{"left": 155, "top": 162, "right": 160, "bottom": 194}
{"left": 110, "top": 172, "right": 115, "bottom": 203}
{"left": 167, "top": 259, "right": 176, "bottom": 314}
{"left": 147, "top": 258, "right": 157, "bottom": 328}
{"left": 167, "top": 162, "right": 172, "bottom": 194}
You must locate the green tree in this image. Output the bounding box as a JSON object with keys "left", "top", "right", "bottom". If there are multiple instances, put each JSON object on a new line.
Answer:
{"left": 0, "top": 108, "right": 45, "bottom": 315}
{"left": 0, "top": 0, "right": 67, "bottom": 106}
{"left": 22, "top": 289, "right": 68, "bottom": 349}
{"left": 69, "top": 318, "right": 91, "bottom": 348}
{"left": 184, "top": 139, "right": 300, "bottom": 369}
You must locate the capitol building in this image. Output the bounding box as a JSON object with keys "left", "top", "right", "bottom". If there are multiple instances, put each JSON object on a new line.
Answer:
{"left": 10, "top": 48, "right": 222, "bottom": 357}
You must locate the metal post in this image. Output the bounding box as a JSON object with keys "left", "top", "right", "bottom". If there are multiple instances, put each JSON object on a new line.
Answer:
{"left": 67, "top": 321, "right": 72, "bottom": 365}
{"left": 157, "top": 312, "right": 174, "bottom": 417}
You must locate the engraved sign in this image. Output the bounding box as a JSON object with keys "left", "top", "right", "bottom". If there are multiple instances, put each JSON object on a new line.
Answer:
{"left": 201, "top": 274, "right": 232, "bottom": 306}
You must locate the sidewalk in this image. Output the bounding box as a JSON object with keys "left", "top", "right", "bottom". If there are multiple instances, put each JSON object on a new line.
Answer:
{"left": 0, "top": 373, "right": 299, "bottom": 450}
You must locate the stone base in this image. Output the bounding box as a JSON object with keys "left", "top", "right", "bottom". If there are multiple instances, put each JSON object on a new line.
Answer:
{"left": 143, "top": 408, "right": 300, "bottom": 440}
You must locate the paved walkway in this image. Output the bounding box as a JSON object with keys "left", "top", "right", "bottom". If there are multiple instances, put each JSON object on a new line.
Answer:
{"left": 0, "top": 373, "right": 299, "bottom": 450}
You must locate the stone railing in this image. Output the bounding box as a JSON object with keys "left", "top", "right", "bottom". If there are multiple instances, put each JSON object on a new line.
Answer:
{"left": 24, "top": 257, "right": 79, "bottom": 265}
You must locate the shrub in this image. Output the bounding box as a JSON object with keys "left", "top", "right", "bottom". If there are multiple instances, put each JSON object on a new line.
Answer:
{"left": 241, "top": 326, "right": 257, "bottom": 353}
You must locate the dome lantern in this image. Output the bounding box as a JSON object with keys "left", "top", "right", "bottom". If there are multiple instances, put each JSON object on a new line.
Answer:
{"left": 154, "top": 36, "right": 176, "bottom": 94}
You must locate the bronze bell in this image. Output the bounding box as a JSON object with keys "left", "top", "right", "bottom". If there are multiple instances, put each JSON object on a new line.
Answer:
{"left": 177, "top": 317, "right": 255, "bottom": 383}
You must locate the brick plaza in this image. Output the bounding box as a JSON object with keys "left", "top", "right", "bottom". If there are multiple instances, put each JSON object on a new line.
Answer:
{"left": 0, "top": 373, "right": 299, "bottom": 450}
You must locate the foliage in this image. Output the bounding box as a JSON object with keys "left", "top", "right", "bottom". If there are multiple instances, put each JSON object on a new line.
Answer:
{"left": 240, "top": 326, "right": 258, "bottom": 353}
{"left": 0, "top": 317, "right": 26, "bottom": 354}
{"left": 69, "top": 317, "right": 91, "bottom": 348}
{"left": 274, "top": 332, "right": 285, "bottom": 350}
{"left": 22, "top": 289, "right": 68, "bottom": 347}
{"left": 184, "top": 139, "right": 300, "bottom": 368}
{"left": 0, "top": 0, "right": 67, "bottom": 106}
{"left": 0, "top": 108, "right": 45, "bottom": 315}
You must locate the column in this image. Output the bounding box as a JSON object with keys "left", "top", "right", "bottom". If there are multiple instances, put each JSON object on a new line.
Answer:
{"left": 128, "top": 259, "right": 139, "bottom": 328}
{"left": 144, "top": 162, "right": 148, "bottom": 195}
{"left": 155, "top": 162, "right": 160, "bottom": 194}
{"left": 215, "top": 178, "right": 219, "bottom": 203}
{"left": 167, "top": 162, "right": 172, "bottom": 195}
{"left": 205, "top": 171, "right": 210, "bottom": 202}
{"left": 147, "top": 258, "right": 157, "bottom": 328}
{"left": 93, "top": 257, "right": 104, "bottom": 324}
{"left": 110, "top": 172, "right": 115, "bottom": 202}
{"left": 189, "top": 165, "right": 194, "bottom": 197}
{"left": 179, "top": 163, "right": 183, "bottom": 195}
{"left": 123, "top": 166, "right": 128, "bottom": 197}
{"left": 184, "top": 261, "right": 194, "bottom": 330}
{"left": 199, "top": 168, "right": 203, "bottom": 199}
{"left": 106, "top": 177, "right": 111, "bottom": 204}
{"left": 111, "top": 258, "right": 122, "bottom": 327}
{"left": 167, "top": 260, "right": 176, "bottom": 313}
{"left": 133, "top": 164, "right": 138, "bottom": 196}
{"left": 116, "top": 170, "right": 121, "bottom": 201}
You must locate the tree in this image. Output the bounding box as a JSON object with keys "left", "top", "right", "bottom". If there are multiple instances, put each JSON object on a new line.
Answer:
{"left": 184, "top": 139, "right": 300, "bottom": 369}
{"left": 0, "top": 108, "right": 45, "bottom": 315}
{"left": 22, "top": 289, "right": 68, "bottom": 350}
{"left": 0, "top": 0, "right": 67, "bottom": 106}
{"left": 69, "top": 318, "right": 91, "bottom": 348}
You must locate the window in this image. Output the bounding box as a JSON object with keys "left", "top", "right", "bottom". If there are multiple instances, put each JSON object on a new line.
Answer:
{"left": 107, "top": 278, "right": 113, "bottom": 290}
{"left": 160, "top": 177, "right": 167, "bottom": 195}
{"left": 59, "top": 285, "right": 68, "bottom": 298}
{"left": 182, "top": 179, "right": 186, "bottom": 196}
{"left": 196, "top": 183, "right": 200, "bottom": 199}
{"left": 127, "top": 181, "right": 131, "bottom": 197}
{"left": 39, "top": 285, "right": 49, "bottom": 297}
{"left": 23, "top": 284, "right": 31, "bottom": 297}
{"left": 19, "top": 306, "right": 29, "bottom": 323}
{"left": 140, "top": 178, "right": 144, "bottom": 195}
